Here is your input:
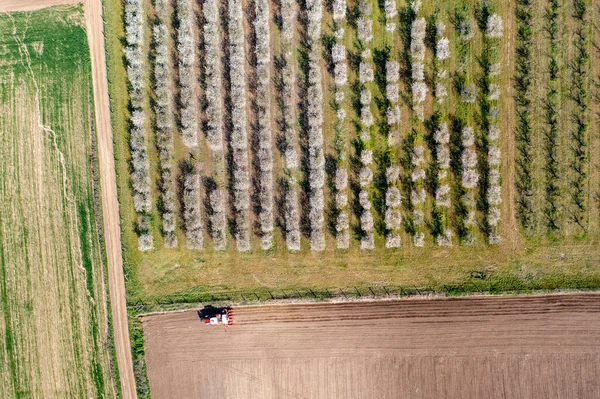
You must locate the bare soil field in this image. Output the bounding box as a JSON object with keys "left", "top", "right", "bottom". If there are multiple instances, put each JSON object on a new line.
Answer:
{"left": 142, "top": 294, "right": 600, "bottom": 399}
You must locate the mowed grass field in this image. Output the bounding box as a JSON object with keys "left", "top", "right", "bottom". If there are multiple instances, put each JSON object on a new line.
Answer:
{"left": 0, "top": 6, "right": 115, "bottom": 398}
{"left": 102, "top": 0, "right": 600, "bottom": 305}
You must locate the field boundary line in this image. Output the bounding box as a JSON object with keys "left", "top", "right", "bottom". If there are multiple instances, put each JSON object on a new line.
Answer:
{"left": 0, "top": 0, "right": 138, "bottom": 397}
{"left": 132, "top": 288, "right": 600, "bottom": 317}
{"left": 0, "top": 0, "right": 77, "bottom": 13}
{"left": 83, "top": 0, "right": 137, "bottom": 397}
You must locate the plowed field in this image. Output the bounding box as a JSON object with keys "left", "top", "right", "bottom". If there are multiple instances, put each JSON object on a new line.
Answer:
{"left": 142, "top": 293, "right": 600, "bottom": 398}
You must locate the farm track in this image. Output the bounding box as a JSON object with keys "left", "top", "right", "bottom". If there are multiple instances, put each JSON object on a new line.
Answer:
{"left": 0, "top": 0, "right": 137, "bottom": 397}
{"left": 82, "top": 0, "right": 137, "bottom": 396}
{"left": 143, "top": 293, "right": 600, "bottom": 398}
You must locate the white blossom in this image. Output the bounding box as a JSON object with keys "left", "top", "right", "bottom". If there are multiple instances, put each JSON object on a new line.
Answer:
{"left": 254, "top": 0, "right": 275, "bottom": 248}
{"left": 359, "top": 62, "right": 374, "bottom": 83}
{"left": 435, "top": 83, "right": 448, "bottom": 101}
{"left": 413, "top": 209, "right": 425, "bottom": 225}
{"left": 335, "top": 168, "right": 348, "bottom": 191}
{"left": 386, "top": 187, "right": 402, "bottom": 208}
{"left": 436, "top": 37, "right": 450, "bottom": 60}
{"left": 183, "top": 168, "right": 203, "bottom": 249}
{"left": 489, "top": 169, "right": 501, "bottom": 186}
{"left": 436, "top": 184, "right": 451, "bottom": 208}
{"left": 411, "top": 188, "right": 426, "bottom": 205}
{"left": 384, "top": 0, "right": 397, "bottom": 19}
{"left": 337, "top": 229, "right": 350, "bottom": 249}
{"left": 229, "top": 0, "right": 251, "bottom": 251}
{"left": 387, "top": 106, "right": 400, "bottom": 125}
{"left": 437, "top": 230, "right": 453, "bottom": 246}
{"left": 488, "top": 207, "right": 501, "bottom": 226}
{"left": 488, "top": 146, "right": 501, "bottom": 167}
{"left": 489, "top": 125, "right": 501, "bottom": 141}
{"left": 307, "top": 0, "right": 325, "bottom": 250}
{"left": 138, "top": 233, "right": 154, "bottom": 252}
{"left": 386, "top": 61, "right": 400, "bottom": 82}
{"left": 361, "top": 106, "right": 374, "bottom": 127}
{"left": 360, "top": 210, "right": 374, "bottom": 232}
{"left": 413, "top": 232, "right": 425, "bottom": 247}
{"left": 386, "top": 233, "right": 401, "bottom": 248}
{"left": 489, "top": 83, "right": 501, "bottom": 101}
{"left": 359, "top": 190, "right": 372, "bottom": 209}
{"left": 488, "top": 185, "right": 502, "bottom": 205}
{"left": 332, "top": 0, "right": 346, "bottom": 21}
{"left": 437, "top": 146, "right": 450, "bottom": 169}
{"left": 462, "top": 169, "right": 480, "bottom": 189}
{"left": 462, "top": 148, "right": 478, "bottom": 169}
{"left": 359, "top": 167, "right": 373, "bottom": 187}
{"left": 385, "top": 208, "right": 402, "bottom": 229}
{"left": 357, "top": 17, "right": 373, "bottom": 43}
{"left": 462, "top": 127, "right": 475, "bottom": 147}
{"left": 386, "top": 166, "right": 400, "bottom": 183}
{"left": 486, "top": 14, "right": 504, "bottom": 38}
{"left": 410, "top": 0, "right": 422, "bottom": 13}
{"left": 336, "top": 192, "right": 348, "bottom": 208}
{"left": 361, "top": 149, "right": 373, "bottom": 165}
{"left": 334, "top": 62, "right": 348, "bottom": 86}
{"left": 412, "top": 81, "right": 428, "bottom": 103}
{"left": 386, "top": 84, "right": 399, "bottom": 103}
{"left": 359, "top": 89, "right": 371, "bottom": 105}
{"left": 361, "top": 233, "right": 375, "bottom": 250}
{"left": 412, "top": 61, "right": 425, "bottom": 81}
{"left": 332, "top": 43, "right": 346, "bottom": 63}
{"left": 489, "top": 233, "right": 502, "bottom": 245}
{"left": 434, "top": 123, "right": 450, "bottom": 144}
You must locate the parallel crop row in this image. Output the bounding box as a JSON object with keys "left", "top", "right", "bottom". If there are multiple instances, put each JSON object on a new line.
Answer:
{"left": 452, "top": 5, "right": 477, "bottom": 244}
{"left": 253, "top": 0, "right": 275, "bottom": 250}
{"left": 123, "top": 0, "right": 513, "bottom": 252}
{"left": 228, "top": 0, "right": 251, "bottom": 252}
{"left": 153, "top": 0, "right": 178, "bottom": 248}
{"left": 357, "top": 0, "right": 375, "bottom": 250}
{"left": 428, "top": 17, "right": 453, "bottom": 246}
{"left": 176, "top": 0, "right": 198, "bottom": 147}
{"left": 203, "top": 0, "right": 227, "bottom": 250}
{"left": 514, "top": 0, "right": 534, "bottom": 229}
{"left": 305, "top": 0, "right": 326, "bottom": 251}
{"left": 125, "top": 0, "right": 153, "bottom": 250}
{"left": 331, "top": 0, "right": 350, "bottom": 249}
{"left": 381, "top": 0, "right": 401, "bottom": 248}
{"left": 182, "top": 162, "right": 203, "bottom": 249}
{"left": 568, "top": 0, "right": 590, "bottom": 231}
{"left": 409, "top": 3, "right": 427, "bottom": 247}
{"left": 384, "top": 54, "right": 402, "bottom": 247}
{"left": 483, "top": 11, "right": 504, "bottom": 244}
{"left": 543, "top": 0, "right": 561, "bottom": 231}
{"left": 278, "top": 0, "right": 301, "bottom": 250}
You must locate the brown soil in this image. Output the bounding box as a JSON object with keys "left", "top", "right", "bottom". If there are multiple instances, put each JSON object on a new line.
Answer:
{"left": 83, "top": 0, "right": 137, "bottom": 397}
{"left": 0, "top": 0, "right": 77, "bottom": 12}
{"left": 142, "top": 293, "right": 600, "bottom": 399}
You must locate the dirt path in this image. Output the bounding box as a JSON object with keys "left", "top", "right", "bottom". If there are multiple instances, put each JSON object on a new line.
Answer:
{"left": 0, "top": 0, "right": 138, "bottom": 397}
{"left": 0, "top": 0, "right": 77, "bottom": 12}
{"left": 143, "top": 294, "right": 600, "bottom": 398}
{"left": 83, "top": 0, "right": 137, "bottom": 397}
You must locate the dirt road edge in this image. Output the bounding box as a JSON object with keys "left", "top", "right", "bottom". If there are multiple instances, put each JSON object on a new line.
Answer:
{"left": 83, "top": 0, "right": 137, "bottom": 397}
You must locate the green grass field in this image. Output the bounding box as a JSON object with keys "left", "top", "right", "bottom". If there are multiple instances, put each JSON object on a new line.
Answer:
{"left": 0, "top": 6, "right": 115, "bottom": 398}
{"left": 102, "top": 0, "right": 600, "bottom": 306}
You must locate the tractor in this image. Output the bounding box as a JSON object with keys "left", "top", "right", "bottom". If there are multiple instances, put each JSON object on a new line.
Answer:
{"left": 198, "top": 305, "right": 233, "bottom": 329}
